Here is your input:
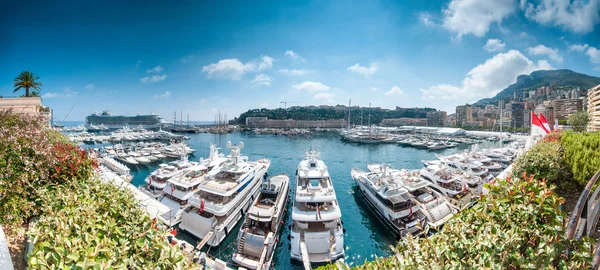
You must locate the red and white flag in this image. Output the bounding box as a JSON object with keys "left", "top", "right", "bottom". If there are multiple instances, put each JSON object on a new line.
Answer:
{"left": 531, "top": 112, "right": 549, "bottom": 136}
{"left": 200, "top": 199, "right": 205, "bottom": 214}
{"left": 539, "top": 113, "right": 551, "bottom": 131}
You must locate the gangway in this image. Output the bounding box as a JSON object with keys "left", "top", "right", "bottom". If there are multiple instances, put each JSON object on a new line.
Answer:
{"left": 195, "top": 231, "right": 215, "bottom": 251}
{"left": 300, "top": 240, "right": 311, "bottom": 270}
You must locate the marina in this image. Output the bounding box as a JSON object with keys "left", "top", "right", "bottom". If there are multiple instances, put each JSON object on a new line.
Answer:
{"left": 82, "top": 124, "right": 522, "bottom": 269}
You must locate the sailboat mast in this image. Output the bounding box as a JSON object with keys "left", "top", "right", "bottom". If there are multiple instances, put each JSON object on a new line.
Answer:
{"left": 348, "top": 98, "right": 351, "bottom": 128}
{"left": 368, "top": 102, "right": 371, "bottom": 134}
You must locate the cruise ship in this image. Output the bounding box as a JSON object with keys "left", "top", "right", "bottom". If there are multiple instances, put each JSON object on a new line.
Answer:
{"left": 179, "top": 141, "right": 270, "bottom": 247}
{"left": 290, "top": 150, "right": 345, "bottom": 264}
{"left": 85, "top": 110, "right": 168, "bottom": 130}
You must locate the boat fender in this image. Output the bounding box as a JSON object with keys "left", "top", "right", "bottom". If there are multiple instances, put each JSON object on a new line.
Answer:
{"left": 280, "top": 221, "right": 284, "bottom": 225}
{"left": 287, "top": 235, "right": 291, "bottom": 241}
{"left": 343, "top": 228, "right": 346, "bottom": 234}
{"left": 251, "top": 195, "right": 254, "bottom": 201}
{"left": 224, "top": 226, "right": 228, "bottom": 235}
{"left": 288, "top": 243, "right": 291, "bottom": 249}
{"left": 241, "top": 209, "right": 244, "bottom": 215}
{"left": 275, "top": 237, "right": 279, "bottom": 243}
{"left": 288, "top": 225, "right": 291, "bottom": 230}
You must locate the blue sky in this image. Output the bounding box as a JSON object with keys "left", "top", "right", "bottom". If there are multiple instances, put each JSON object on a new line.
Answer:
{"left": 1, "top": 0, "right": 599, "bottom": 121}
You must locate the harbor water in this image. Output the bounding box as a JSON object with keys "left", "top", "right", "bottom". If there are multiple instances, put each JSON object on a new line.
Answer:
{"left": 115, "top": 131, "right": 500, "bottom": 269}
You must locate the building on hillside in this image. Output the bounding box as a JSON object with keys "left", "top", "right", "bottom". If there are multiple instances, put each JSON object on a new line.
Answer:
{"left": 426, "top": 111, "right": 447, "bottom": 127}
{"left": 552, "top": 98, "right": 584, "bottom": 121}
{"left": 0, "top": 97, "right": 51, "bottom": 121}
{"left": 245, "top": 117, "right": 346, "bottom": 128}
{"left": 381, "top": 118, "right": 427, "bottom": 127}
{"left": 534, "top": 104, "right": 554, "bottom": 129}
{"left": 455, "top": 104, "right": 472, "bottom": 125}
{"left": 588, "top": 84, "right": 600, "bottom": 131}
{"left": 523, "top": 109, "right": 531, "bottom": 129}
{"left": 510, "top": 103, "right": 524, "bottom": 129}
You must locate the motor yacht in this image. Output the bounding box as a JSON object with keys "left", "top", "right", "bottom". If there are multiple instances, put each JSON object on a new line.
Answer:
{"left": 232, "top": 174, "right": 290, "bottom": 270}
{"left": 180, "top": 141, "right": 270, "bottom": 247}
{"left": 290, "top": 150, "right": 345, "bottom": 264}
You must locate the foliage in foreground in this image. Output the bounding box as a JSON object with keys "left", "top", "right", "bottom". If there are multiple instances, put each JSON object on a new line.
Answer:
{"left": 320, "top": 174, "right": 593, "bottom": 270}
{"left": 511, "top": 132, "right": 572, "bottom": 188}
{"left": 28, "top": 179, "right": 191, "bottom": 268}
{"left": 0, "top": 110, "right": 190, "bottom": 268}
{"left": 561, "top": 131, "right": 600, "bottom": 187}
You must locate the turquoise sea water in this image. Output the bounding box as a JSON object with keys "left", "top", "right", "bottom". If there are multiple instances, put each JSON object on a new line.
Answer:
{"left": 119, "top": 131, "right": 501, "bottom": 269}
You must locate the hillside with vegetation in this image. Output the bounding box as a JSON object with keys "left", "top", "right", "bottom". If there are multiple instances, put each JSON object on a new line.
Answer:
{"left": 476, "top": 69, "right": 600, "bottom": 105}
{"left": 231, "top": 106, "right": 437, "bottom": 125}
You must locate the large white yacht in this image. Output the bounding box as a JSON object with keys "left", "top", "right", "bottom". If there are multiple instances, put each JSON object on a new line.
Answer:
{"left": 290, "top": 150, "right": 345, "bottom": 264}
{"left": 159, "top": 144, "right": 228, "bottom": 226}
{"left": 232, "top": 174, "right": 290, "bottom": 270}
{"left": 419, "top": 164, "right": 474, "bottom": 210}
{"left": 180, "top": 141, "right": 270, "bottom": 247}
{"left": 140, "top": 157, "right": 198, "bottom": 199}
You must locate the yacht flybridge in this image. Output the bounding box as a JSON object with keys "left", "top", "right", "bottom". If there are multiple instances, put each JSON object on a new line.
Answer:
{"left": 290, "top": 150, "right": 345, "bottom": 264}
{"left": 232, "top": 174, "right": 290, "bottom": 270}
{"left": 180, "top": 141, "right": 270, "bottom": 247}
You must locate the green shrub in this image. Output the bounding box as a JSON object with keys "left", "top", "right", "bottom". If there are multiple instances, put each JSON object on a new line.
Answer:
{"left": 561, "top": 131, "right": 600, "bottom": 187}
{"left": 512, "top": 139, "right": 571, "bottom": 188}
{"left": 28, "top": 179, "right": 191, "bottom": 268}
{"left": 323, "top": 174, "right": 593, "bottom": 269}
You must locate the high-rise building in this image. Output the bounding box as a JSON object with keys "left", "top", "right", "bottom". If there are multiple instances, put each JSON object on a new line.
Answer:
{"left": 552, "top": 98, "right": 584, "bottom": 121}
{"left": 456, "top": 104, "right": 472, "bottom": 125}
{"left": 587, "top": 85, "right": 600, "bottom": 131}
{"left": 510, "top": 103, "right": 524, "bottom": 129}
{"left": 534, "top": 104, "right": 554, "bottom": 130}
{"left": 426, "top": 111, "right": 447, "bottom": 127}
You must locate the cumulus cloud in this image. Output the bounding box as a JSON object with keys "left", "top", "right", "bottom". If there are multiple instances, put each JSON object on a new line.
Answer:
{"left": 140, "top": 74, "right": 167, "bottom": 84}
{"left": 85, "top": 84, "right": 95, "bottom": 90}
{"left": 523, "top": 0, "right": 600, "bottom": 33}
{"left": 278, "top": 69, "right": 310, "bottom": 76}
{"left": 251, "top": 74, "right": 272, "bottom": 87}
{"left": 42, "top": 92, "right": 58, "bottom": 98}
{"left": 384, "top": 86, "right": 404, "bottom": 96}
{"left": 202, "top": 55, "right": 273, "bottom": 80}
{"left": 347, "top": 63, "right": 378, "bottom": 77}
{"left": 527, "top": 45, "right": 563, "bottom": 63}
{"left": 484, "top": 39, "right": 506, "bottom": 52}
{"left": 153, "top": 91, "right": 171, "bottom": 98}
{"left": 285, "top": 50, "right": 305, "bottom": 62}
{"left": 146, "top": 65, "right": 164, "bottom": 73}
{"left": 569, "top": 44, "right": 589, "bottom": 52}
{"left": 420, "top": 50, "right": 553, "bottom": 103}
{"left": 313, "top": 92, "right": 335, "bottom": 103}
{"left": 419, "top": 12, "right": 435, "bottom": 27}
{"left": 587, "top": 47, "right": 600, "bottom": 64}
{"left": 443, "top": 0, "right": 517, "bottom": 38}
{"left": 292, "top": 81, "right": 331, "bottom": 93}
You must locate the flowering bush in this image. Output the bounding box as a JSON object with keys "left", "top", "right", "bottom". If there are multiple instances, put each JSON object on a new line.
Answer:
{"left": 321, "top": 174, "right": 593, "bottom": 269}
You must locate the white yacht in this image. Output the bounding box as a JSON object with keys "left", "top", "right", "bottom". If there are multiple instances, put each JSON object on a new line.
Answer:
{"left": 290, "top": 150, "right": 345, "bottom": 264}
{"left": 140, "top": 157, "right": 198, "bottom": 199}
{"left": 419, "top": 164, "right": 474, "bottom": 210}
{"left": 232, "top": 174, "right": 290, "bottom": 270}
{"left": 180, "top": 141, "right": 270, "bottom": 247}
{"left": 159, "top": 165, "right": 209, "bottom": 226}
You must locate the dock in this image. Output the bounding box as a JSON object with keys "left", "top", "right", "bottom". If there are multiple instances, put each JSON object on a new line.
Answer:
{"left": 300, "top": 241, "right": 311, "bottom": 270}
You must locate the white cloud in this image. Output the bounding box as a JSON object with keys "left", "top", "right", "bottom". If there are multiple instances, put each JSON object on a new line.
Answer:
{"left": 569, "top": 44, "right": 589, "bottom": 52}
{"left": 258, "top": 56, "right": 274, "bottom": 71}
{"left": 251, "top": 74, "right": 272, "bottom": 87}
{"left": 484, "top": 39, "right": 506, "bottom": 52}
{"left": 85, "top": 84, "right": 95, "bottom": 90}
{"left": 420, "top": 50, "right": 554, "bottom": 103}
{"left": 368, "top": 87, "right": 379, "bottom": 92}
{"left": 140, "top": 74, "right": 167, "bottom": 84}
{"left": 292, "top": 81, "right": 331, "bottom": 93}
{"left": 384, "top": 86, "right": 404, "bottom": 96}
{"left": 587, "top": 47, "right": 600, "bottom": 64}
{"left": 313, "top": 93, "right": 335, "bottom": 103}
{"left": 523, "top": 0, "right": 600, "bottom": 33}
{"left": 42, "top": 92, "right": 58, "bottom": 98}
{"left": 202, "top": 55, "right": 273, "bottom": 80}
{"left": 278, "top": 69, "right": 310, "bottom": 76}
{"left": 153, "top": 91, "right": 171, "bottom": 99}
{"left": 347, "top": 63, "right": 378, "bottom": 77}
{"left": 419, "top": 12, "right": 435, "bottom": 27}
{"left": 442, "top": 0, "right": 517, "bottom": 38}
{"left": 285, "top": 50, "right": 306, "bottom": 62}
{"left": 180, "top": 55, "right": 195, "bottom": 64}
{"left": 146, "top": 65, "right": 164, "bottom": 73}
{"left": 527, "top": 44, "right": 563, "bottom": 63}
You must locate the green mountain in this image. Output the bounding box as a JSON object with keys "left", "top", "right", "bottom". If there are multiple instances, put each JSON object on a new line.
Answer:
{"left": 475, "top": 69, "right": 600, "bottom": 105}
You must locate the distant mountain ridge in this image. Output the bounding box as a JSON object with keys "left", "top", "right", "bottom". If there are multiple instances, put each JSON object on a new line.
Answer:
{"left": 475, "top": 69, "right": 600, "bottom": 105}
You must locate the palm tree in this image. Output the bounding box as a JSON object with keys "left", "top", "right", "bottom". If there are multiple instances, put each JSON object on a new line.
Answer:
{"left": 13, "top": 71, "right": 42, "bottom": 97}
